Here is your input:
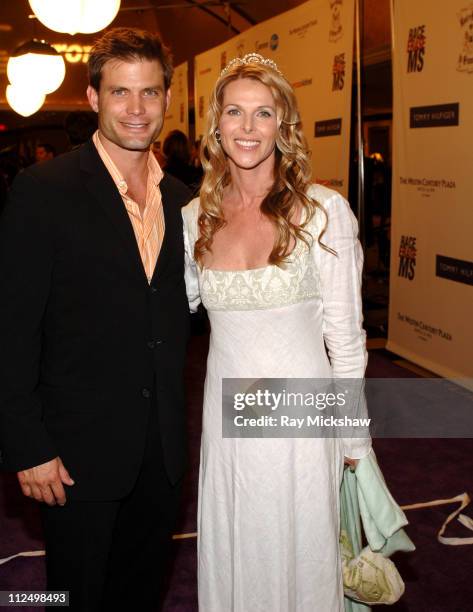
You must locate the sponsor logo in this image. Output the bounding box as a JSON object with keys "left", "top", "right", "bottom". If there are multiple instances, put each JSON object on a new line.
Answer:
{"left": 407, "top": 25, "right": 426, "bottom": 73}
{"left": 399, "top": 176, "right": 456, "bottom": 198}
{"left": 332, "top": 52, "right": 345, "bottom": 90}
{"left": 198, "top": 96, "right": 204, "bottom": 119}
{"left": 255, "top": 40, "right": 269, "bottom": 51}
{"left": 292, "top": 78, "right": 313, "bottom": 88}
{"left": 52, "top": 43, "right": 92, "bottom": 63}
{"left": 398, "top": 235, "right": 416, "bottom": 280}
{"left": 199, "top": 67, "right": 212, "bottom": 76}
{"left": 255, "top": 34, "right": 278, "bottom": 52}
{"left": 457, "top": 4, "right": 473, "bottom": 73}
{"left": 237, "top": 40, "right": 245, "bottom": 57}
{"left": 436, "top": 255, "right": 473, "bottom": 286}
{"left": 0, "top": 49, "right": 10, "bottom": 74}
{"left": 329, "top": 0, "right": 343, "bottom": 42}
{"left": 289, "top": 20, "right": 318, "bottom": 38}
{"left": 316, "top": 178, "right": 344, "bottom": 188}
{"left": 220, "top": 51, "right": 227, "bottom": 71}
{"left": 410, "top": 103, "right": 459, "bottom": 128}
{"left": 177, "top": 70, "right": 184, "bottom": 96}
{"left": 0, "top": 50, "right": 9, "bottom": 75}
{"left": 315, "top": 118, "right": 342, "bottom": 137}
{"left": 397, "top": 312, "right": 452, "bottom": 342}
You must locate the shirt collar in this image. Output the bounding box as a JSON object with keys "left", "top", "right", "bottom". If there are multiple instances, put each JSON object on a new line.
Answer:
{"left": 92, "top": 130, "right": 164, "bottom": 196}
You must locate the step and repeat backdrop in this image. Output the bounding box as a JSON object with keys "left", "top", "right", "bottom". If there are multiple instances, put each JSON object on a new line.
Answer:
{"left": 388, "top": 0, "right": 473, "bottom": 381}
{"left": 163, "top": 61, "right": 189, "bottom": 139}
{"left": 193, "top": 0, "right": 355, "bottom": 198}
{"left": 163, "top": 0, "right": 472, "bottom": 381}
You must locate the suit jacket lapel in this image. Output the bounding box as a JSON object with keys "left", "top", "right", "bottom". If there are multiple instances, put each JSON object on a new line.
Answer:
{"left": 79, "top": 140, "right": 148, "bottom": 286}
{"left": 150, "top": 174, "right": 172, "bottom": 284}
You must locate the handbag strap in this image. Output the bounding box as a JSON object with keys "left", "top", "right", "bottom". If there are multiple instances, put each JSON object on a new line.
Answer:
{"left": 1, "top": 496, "right": 471, "bottom": 568}
{"left": 0, "top": 549, "right": 45, "bottom": 566}
{"left": 401, "top": 492, "right": 473, "bottom": 545}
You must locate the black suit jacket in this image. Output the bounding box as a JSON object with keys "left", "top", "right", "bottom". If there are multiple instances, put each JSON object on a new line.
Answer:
{"left": 0, "top": 140, "right": 191, "bottom": 500}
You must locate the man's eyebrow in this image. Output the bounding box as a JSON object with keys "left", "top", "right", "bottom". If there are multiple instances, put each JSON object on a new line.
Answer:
{"left": 105, "top": 84, "right": 164, "bottom": 90}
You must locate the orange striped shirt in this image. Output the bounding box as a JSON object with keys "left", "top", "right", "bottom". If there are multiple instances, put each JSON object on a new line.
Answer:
{"left": 93, "top": 130, "right": 165, "bottom": 283}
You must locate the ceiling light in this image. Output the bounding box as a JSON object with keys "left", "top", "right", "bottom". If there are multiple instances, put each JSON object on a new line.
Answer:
{"left": 7, "top": 39, "right": 66, "bottom": 94}
{"left": 29, "top": 0, "right": 121, "bottom": 35}
{"left": 6, "top": 83, "right": 46, "bottom": 117}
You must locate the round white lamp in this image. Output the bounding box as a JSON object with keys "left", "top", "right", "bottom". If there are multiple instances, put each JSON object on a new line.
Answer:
{"left": 6, "top": 84, "right": 46, "bottom": 117}
{"left": 29, "top": 0, "right": 121, "bottom": 35}
{"left": 7, "top": 40, "right": 66, "bottom": 94}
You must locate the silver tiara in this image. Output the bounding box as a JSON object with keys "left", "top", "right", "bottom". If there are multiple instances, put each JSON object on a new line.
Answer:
{"left": 220, "top": 53, "right": 283, "bottom": 77}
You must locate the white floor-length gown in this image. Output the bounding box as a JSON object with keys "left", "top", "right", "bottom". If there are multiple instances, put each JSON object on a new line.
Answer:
{"left": 182, "top": 184, "right": 371, "bottom": 612}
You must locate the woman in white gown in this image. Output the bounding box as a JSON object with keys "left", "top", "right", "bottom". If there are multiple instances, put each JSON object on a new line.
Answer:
{"left": 182, "top": 54, "right": 371, "bottom": 611}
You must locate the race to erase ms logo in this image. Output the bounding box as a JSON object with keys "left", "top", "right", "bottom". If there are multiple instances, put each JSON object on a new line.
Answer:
{"left": 332, "top": 53, "right": 345, "bottom": 90}
{"left": 398, "top": 235, "right": 417, "bottom": 281}
{"left": 407, "top": 25, "right": 426, "bottom": 73}
{"left": 329, "top": 0, "right": 343, "bottom": 43}
{"left": 457, "top": 4, "right": 473, "bottom": 73}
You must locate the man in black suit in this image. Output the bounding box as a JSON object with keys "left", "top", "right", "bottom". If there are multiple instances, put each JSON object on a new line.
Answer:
{"left": 0, "top": 28, "right": 191, "bottom": 611}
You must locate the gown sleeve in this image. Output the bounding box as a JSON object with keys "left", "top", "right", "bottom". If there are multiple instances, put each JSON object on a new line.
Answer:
{"left": 182, "top": 198, "right": 201, "bottom": 313}
{"left": 313, "top": 186, "right": 371, "bottom": 459}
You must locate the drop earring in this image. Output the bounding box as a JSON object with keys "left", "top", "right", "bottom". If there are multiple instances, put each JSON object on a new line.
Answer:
{"left": 215, "top": 129, "right": 221, "bottom": 142}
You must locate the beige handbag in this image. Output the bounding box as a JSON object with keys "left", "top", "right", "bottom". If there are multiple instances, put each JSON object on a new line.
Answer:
{"left": 340, "top": 529, "right": 405, "bottom": 605}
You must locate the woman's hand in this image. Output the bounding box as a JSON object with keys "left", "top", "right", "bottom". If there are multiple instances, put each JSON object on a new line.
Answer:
{"left": 344, "top": 457, "right": 359, "bottom": 469}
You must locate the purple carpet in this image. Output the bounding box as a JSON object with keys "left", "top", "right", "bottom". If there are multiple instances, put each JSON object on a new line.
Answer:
{"left": 1, "top": 336, "right": 472, "bottom": 611}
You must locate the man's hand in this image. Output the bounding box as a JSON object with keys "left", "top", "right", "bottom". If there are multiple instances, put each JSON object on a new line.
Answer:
{"left": 17, "top": 457, "right": 75, "bottom": 506}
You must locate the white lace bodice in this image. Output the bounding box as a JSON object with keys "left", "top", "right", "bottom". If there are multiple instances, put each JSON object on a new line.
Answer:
{"left": 197, "top": 230, "right": 322, "bottom": 311}
{"left": 182, "top": 183, "right": 368, "bottom": 381}
{"left": 182, "top": 185, "right": 330, "bottom": 312}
